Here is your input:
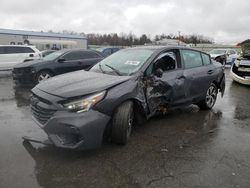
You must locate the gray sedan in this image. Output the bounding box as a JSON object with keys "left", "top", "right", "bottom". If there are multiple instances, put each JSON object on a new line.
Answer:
{"left": 24, "top": 46, "right": 225, "bottom": 150}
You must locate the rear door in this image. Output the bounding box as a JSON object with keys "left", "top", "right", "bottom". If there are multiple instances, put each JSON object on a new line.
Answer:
{"left": 78, "top": 51, "right": 103, "bottom": 70}
{"left": 181, "top": 49, "right": 215, "bottom": 102}
{"left": 20, "top": 46, "right": 37, "bottom": 61}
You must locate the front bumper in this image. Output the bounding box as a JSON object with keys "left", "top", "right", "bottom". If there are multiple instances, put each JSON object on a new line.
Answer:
{"left": 32, "top": 109, "right": 110, "bottom": 150}
{"left": 12, "top": 70, "right": 36, "bottom": 85}
{"left": 230, "top": 68, "right": 250, "bottom": 85}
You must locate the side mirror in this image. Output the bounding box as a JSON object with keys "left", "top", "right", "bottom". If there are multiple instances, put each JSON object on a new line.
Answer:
{"left": 58, "top": 58, "right": 65, "bottom": 63}
{"left": 155, "top": 68, "right": 163, "bottom": 78}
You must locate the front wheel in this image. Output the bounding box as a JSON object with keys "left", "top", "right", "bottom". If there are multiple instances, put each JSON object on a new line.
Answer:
{"left": 198, "top": 83, "right": 218, "bottom": 110}
{"left": 36, "top": 71, "right": 53, "bottom": 84}
{"left": 111, "top": 101, "right": 134, "bottom": 145}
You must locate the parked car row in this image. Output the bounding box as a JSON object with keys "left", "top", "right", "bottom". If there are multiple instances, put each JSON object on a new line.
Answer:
{"left": 13, "top": 49, "right": 104, "bottom": 85}
{"left": 22, "top": 46, "right": 226, "bottom": 150}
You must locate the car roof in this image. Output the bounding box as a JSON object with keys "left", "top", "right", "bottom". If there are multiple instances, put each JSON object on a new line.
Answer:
{"left": 127, "top": 45, "right": 191, "bottom": 51}
{"left": 57, "top": 48, "right": 92, "bottom": 53}
{"left": 58, "top": 48, "right": 104, "bottom": 57}
{"left": 211, "top": 48, "right": 230, "bottom": 51}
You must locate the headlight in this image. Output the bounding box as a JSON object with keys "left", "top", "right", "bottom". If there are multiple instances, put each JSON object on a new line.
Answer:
{"left": 235, "top": 59, "right": 240, "bottom": 67}
{"left": 63, "top": 91, "right": 106, "bottom": 113}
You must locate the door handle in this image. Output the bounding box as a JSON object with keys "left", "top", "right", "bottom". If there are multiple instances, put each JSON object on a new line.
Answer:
{"left": 207, "top": 70, "right": 213, "bottom": 74}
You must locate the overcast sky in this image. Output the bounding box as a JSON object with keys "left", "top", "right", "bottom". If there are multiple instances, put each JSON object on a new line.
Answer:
{"left": 0, "top": 0, "right": 249, "bottom": 44}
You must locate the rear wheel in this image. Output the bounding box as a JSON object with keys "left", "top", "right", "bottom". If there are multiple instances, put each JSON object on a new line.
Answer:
{"left": 198, "top": 83, "right": 218, "bottom": 110}
{"left": 36, "top": 71, "right": 53, "bottom": 83}
{"left": 111, "top": 101, "right": 134, "bottom": 145}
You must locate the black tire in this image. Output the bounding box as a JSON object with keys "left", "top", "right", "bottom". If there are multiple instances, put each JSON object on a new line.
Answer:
{"left": 111, "top": 101, "right": 134, "bottom": 145}
{"left": 36, "top": 70, "right": 53, "bottom": 84}
{"left": 198, "top": 83, "right": 218, "bottom": 110}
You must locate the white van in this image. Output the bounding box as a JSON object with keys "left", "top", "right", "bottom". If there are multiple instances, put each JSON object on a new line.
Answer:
{"left": 0, "top": 45, "right": 41, "bottom": 70}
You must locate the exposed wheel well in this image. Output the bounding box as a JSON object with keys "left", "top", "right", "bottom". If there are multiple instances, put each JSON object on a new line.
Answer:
{"left": 212, "top": 80, "right": 219, "bottom": 90}
{"left": 103, "top": 98, "right": 147, "bottom": 141}
{"left": 36, "top": 69, "right": 54, "bottom": 76}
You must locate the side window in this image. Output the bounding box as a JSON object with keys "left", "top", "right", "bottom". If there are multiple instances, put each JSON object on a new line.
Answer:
{"left": 81, "top": 51, "right": 101, "bottom": 59}
{"left": 4, "top": 47, "right": 34, "bottom": 54}
{"left": 0, "top": 47, "right": 4, "bottom": 54}
{"left": 182, "top": 50, "right": 203, "bottom": 69}
{"left": 22, "top": 47, "right": 35, "bottom": 53}
{"left": 5, "top": 47, "right": 21, "bottom": 54}
{"left": 103, "top": 49, "right": 112, "bottom": 56}
{"left": 153, "top": 51, "right": 177, "bottom": 72}
{"left": 112, "top": 48, "right": 119, "bottom": 53}
{"left": 201, "top": 53, "right": 211, "bottom": 65}
{"left": 63, "top": 51, "right": 83, "bottom": 61}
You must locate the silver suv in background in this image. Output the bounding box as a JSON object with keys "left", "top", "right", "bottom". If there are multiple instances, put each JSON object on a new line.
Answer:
{"left": 209, "top": 48, "right": 239, "bottom": 65}
{"left": 0, "top": 45, "right": 41, "bottom": 70}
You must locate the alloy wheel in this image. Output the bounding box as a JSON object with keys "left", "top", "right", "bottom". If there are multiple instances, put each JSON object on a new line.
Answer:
{"left": 38, "top": 72, "right": 51, "bottom": 83}
{"left": 206, "top": 85, "right": 217, "bottom": 108}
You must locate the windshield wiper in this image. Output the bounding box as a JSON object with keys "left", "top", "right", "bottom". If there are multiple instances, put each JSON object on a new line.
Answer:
{"left": 99, "top": 64, "right": 105, "bottom": 73}
{"left": 104, "top": 64, "right": 122, "bottom": 76}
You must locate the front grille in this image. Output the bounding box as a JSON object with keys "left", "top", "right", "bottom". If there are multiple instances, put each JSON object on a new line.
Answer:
{"left": 31, "top": 96, "right": 56, "bottom": 125}
{"left": 13, "top": 67, "right": 31, "bottom": 74}
{"left": 232, "top": 64, "right": 250, "bottom": 77}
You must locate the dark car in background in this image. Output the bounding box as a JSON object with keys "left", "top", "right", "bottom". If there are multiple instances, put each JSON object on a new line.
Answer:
{"left": 96, "top": 47, "right": 121, "bottom": 57}
{"left": 13, "top": 49, "right": 104, "bottom": 85}
{"left": 25, "top": 46, "right": 225, "bottom": 150}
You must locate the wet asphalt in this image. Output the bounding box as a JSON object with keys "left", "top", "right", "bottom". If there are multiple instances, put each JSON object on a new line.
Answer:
{"left": 0, "top": 69, "right": 249, "bottom": 188}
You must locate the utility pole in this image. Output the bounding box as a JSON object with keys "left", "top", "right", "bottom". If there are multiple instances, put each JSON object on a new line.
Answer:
{"left": 178, "top": 31, "right": 181, "bottom": 46}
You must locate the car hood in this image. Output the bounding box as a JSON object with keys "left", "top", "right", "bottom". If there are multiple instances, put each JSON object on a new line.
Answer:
{"left": 14, "top": 59, "right": 50, "bottom": 68}
{"left": 210, "top": 53, "right": 224, "bottom": 58}
{"left": 35, "top": 70, "right": 132, "bottom": 98}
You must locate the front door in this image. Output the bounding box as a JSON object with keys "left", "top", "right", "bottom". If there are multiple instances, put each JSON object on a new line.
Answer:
{"left": 145, "top": 49, "right": 187, "bottom": 114}
{"left": 56, "top": 51, "right": 84, "bottom": 74}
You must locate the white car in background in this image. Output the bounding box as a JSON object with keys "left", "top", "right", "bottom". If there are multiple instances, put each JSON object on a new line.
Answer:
{"left": 0, "top": 45, "right": 41, "bottom": 70}
{"left": 209, "top": 49, "right": 239, "bottom": 65}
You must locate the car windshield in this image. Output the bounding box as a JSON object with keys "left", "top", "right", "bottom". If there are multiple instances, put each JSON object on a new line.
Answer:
{"left": 43, "top": 50, "right": 65, "bottom": 61}
{"left": 209, "top": 49, "right": 226, "bottom": 54}
{"left": 90, "top": 48, "right": 154, "bottom": 76}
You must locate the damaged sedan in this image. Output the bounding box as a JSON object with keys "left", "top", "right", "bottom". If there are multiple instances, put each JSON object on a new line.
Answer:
{"left": 24, "top": 46, "right": 225, "bottom": 150}
{"left": 230, "top": 40, "right": 250, "bottom": 85}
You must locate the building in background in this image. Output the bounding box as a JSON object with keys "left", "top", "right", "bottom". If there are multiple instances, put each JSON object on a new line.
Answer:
{"left": 188, "top": 43, "right": 240, "bottom": 52}
{"left": 0, "top": 28, "right": 87, "bottom": 51}
{"left": 154, "top": 39, "right": 187, "bottom": 46}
